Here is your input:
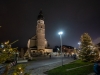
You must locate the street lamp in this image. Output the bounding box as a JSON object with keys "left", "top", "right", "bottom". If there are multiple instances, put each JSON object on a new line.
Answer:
{"left": 58, "top": 31, "right": 63, "bottom": 66}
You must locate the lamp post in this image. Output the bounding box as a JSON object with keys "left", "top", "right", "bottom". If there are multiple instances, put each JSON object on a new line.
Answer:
{"left": 58, "top": 31, "right": 63, "bottom": 66}
{"left": 14, "top": 50, "right": 18, "bottom": 65}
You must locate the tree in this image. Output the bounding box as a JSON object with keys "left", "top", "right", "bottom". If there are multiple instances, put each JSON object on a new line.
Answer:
{"left": 0, "top": 40, "right": 30, "bottom": 75}
{"left": 0, "top": 40, "right": 18, "bottom": 63}
{"left": 79, "top": 33, "right": 99, "bottom": 62}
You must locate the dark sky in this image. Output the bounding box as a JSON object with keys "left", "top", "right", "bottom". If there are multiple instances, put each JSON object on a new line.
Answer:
{"left": 0, "top": 0, "right": 100, "bottom": 49}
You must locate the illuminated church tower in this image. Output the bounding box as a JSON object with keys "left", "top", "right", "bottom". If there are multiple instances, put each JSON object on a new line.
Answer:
{"left": 27, "top": 10, "right": 47, "bottom": 51}
{"left": 36, "top": 10, "right": 45, "bottom": 50}
{"left": 25, "top": 10, "right": 52, "bottom": 58}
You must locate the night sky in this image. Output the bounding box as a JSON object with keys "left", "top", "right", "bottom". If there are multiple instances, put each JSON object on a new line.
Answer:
{"left": 0, "top": 0, "right": 100, "bottom": 49}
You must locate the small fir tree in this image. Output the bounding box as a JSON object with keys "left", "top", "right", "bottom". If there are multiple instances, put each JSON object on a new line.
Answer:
{"left": 0, "top": 40, "right": 30, "bottom": 75}
{"left": 0, "top": 40, "right": 18, "bottom": 63}
{"left": 79, "top": 33, "right": 99, "bottom": 62}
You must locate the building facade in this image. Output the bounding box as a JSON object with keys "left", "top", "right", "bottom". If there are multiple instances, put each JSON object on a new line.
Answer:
{"left": 24, "top": 10, "right": 52, "bottom": 58}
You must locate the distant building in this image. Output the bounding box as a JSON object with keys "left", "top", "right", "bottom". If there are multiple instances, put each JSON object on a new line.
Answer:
{"left": 24, "top": 10, "right": 52, "bottom": 58}
{"left": 54, "top": 45, "right": 75, "bottom": 55}
{"left": 62, "top": 45, "right": 75, "bottom": 55}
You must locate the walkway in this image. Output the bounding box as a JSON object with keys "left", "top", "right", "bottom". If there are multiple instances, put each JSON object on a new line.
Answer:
{"left": 26, "top": 58, "right": 74, "bottom": 75}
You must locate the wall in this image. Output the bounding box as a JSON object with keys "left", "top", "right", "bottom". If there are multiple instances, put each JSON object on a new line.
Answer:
{"left": 44, "top": 49, "right": 53, "bottom": 53}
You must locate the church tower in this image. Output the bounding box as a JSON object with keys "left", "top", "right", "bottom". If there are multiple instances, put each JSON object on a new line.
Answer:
{"left": 36, "top": 10, "right": 45, "bottom": 50}
{"left": 24, "top": 10, "right": 52, "bottom": 58}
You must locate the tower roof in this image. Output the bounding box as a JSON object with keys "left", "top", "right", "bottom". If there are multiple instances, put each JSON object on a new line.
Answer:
{"left": 37, "top": 10, "right": 44, "bottom": 20}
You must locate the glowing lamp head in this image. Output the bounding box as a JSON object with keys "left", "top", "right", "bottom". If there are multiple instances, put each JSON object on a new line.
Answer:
{"left": 58, "top": 31, "right": 63, "bottom": 35}
{"left": 78, "top": 42, "right": 81, "bottom": 45}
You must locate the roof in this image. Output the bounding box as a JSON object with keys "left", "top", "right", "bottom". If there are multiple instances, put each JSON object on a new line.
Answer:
{"left": 37, "top": 10, "right": 44, "bottom": 20}
{"left": 62, "top": 45, "right": 74, "bottom": 49}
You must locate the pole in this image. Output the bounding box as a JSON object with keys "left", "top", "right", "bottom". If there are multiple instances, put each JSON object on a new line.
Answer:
{"left": 16, "top": 53, "right": 17, "bottom": 64}
{"left": 15, "top": 50, "right": 17, "bottom": 65}
{"left": 79, "top": 44, "right": 80, "bottom": 50}
{"left": 60, "top": 35, "right": 63, "bottom": 66}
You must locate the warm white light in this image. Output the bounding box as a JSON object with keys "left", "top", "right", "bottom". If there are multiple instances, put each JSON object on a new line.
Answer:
{"left": 58, "top": 31, "right": 63, "bottom": 35}
{"left": 19, "top": 67, "right": 21, "bottom": 69}
{"left": 90, "top": 46, "right": 93, "bottom": 48}
{"left": 72, "top": 52, "right": 74, "bottom": 55}
{"left": 5, "top": 42, "right": 7, "bottom": 44}
{"left": 3, "top": 49, "right": 5, "bottom": 51}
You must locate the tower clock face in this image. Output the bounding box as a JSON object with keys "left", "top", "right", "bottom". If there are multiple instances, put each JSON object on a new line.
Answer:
{"left": 39, "top": 20, "right": 44, "bottom": 24}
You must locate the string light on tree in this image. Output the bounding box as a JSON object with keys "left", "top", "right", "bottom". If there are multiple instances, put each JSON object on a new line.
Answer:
{"left": 79, "top": 33, "right": 99, "bottom": 62}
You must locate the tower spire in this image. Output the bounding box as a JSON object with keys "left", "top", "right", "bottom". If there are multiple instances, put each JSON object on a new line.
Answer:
{"left": 37, "top": 9, "right": 44, "bottom": 20}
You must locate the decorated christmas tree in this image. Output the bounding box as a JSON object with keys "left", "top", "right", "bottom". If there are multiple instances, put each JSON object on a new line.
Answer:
{"left": 79, "top": 33, "right": 99, "bottom": 62}
{"left": 0, "top": 40, "right": 30, "bottom": 75}
{"left": 0, "top": 40, "right": 18, "bottom": 63}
